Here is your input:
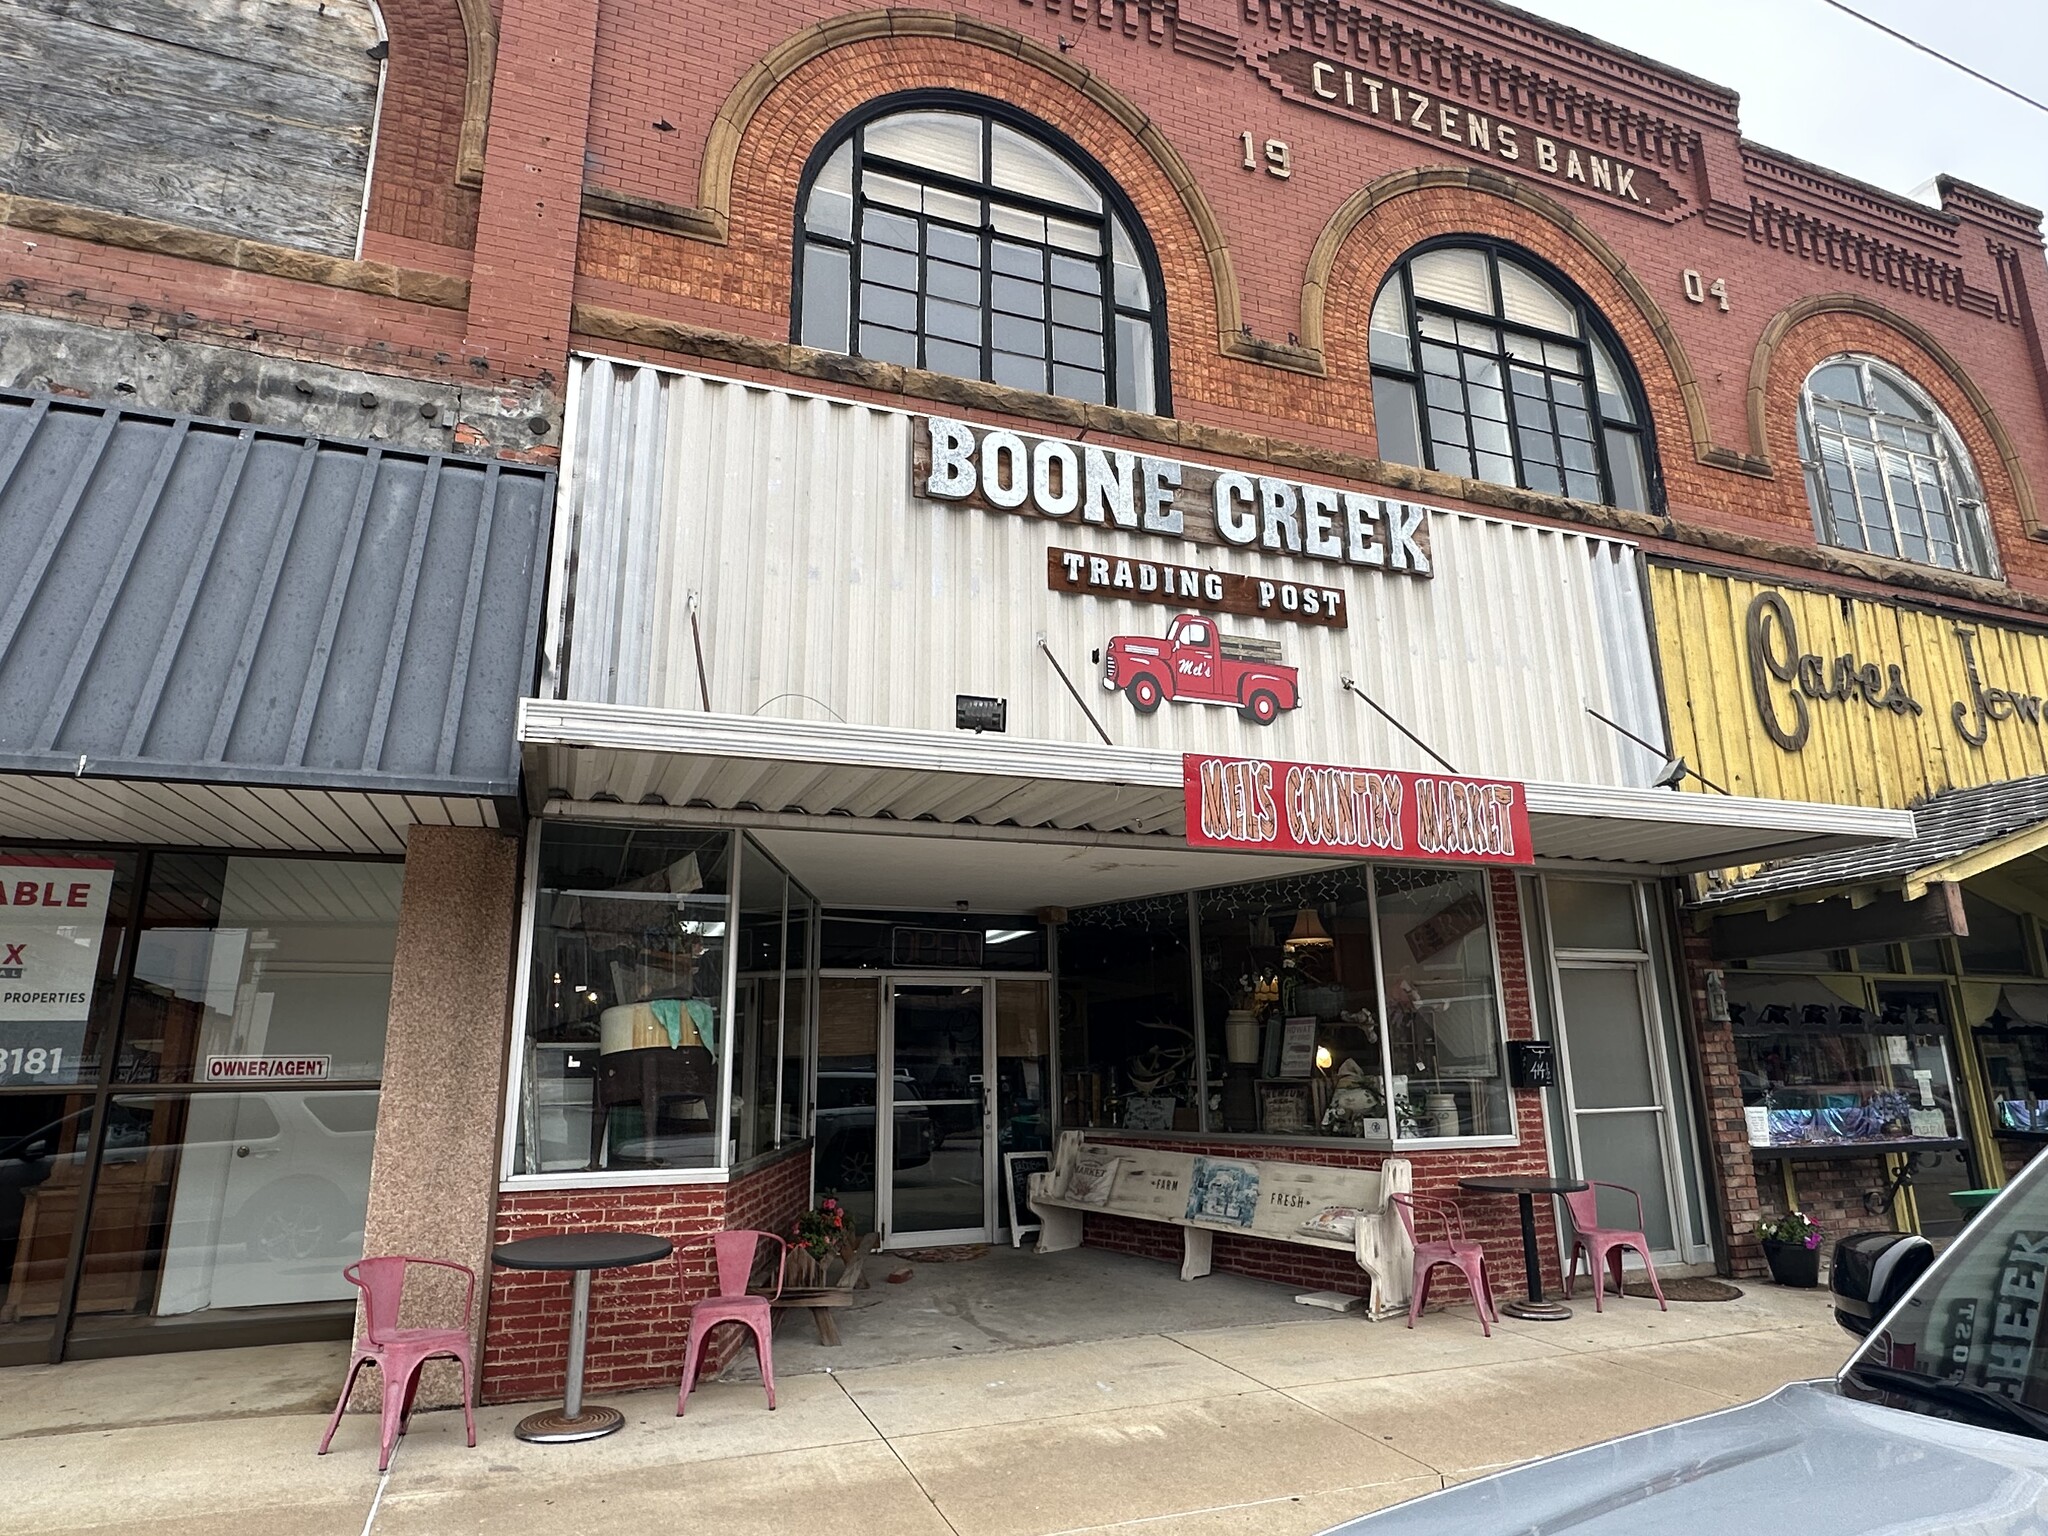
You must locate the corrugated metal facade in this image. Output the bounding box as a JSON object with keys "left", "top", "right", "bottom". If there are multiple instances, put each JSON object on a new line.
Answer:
{"left": 1651, "top": 562, "right": 2048, "bottom": 810}
{"left": 550, "top": 359, "right": 1667, "bottom": 790}
{"left": 0, "top": 391, "right": 555, "bottom": 800}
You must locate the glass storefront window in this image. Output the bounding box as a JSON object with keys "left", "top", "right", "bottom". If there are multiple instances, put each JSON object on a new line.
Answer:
{"left": 1058, "top": 896, "right": 1193, "bottom": 1132}
{"left": 515, "top": 825, "right": 817, "bottom": 1177}
{"left": 517, "top": 826, "right": 732, "bottom": 1174}
{"left": 0, "top": 851, "right": 137, "bottom": 1089}
{"left": 1958, "top": 893, "right": 2035, "bottom": 976}
{"left": 117, "top": 856, "right": 400, "bottom": 1083}
{"left": 815, "top": 976, "right": 882, "bottom": 1232}
{"left": 2, "top": 847, "right": 396, "bottom": 1363}
{"left": 732, "top": 841, "right": 785, "bottom": 1167}
{"left": 1059, "top": 865, "right": 1514, "bottom": 1145}
{"left": 1198, "top": 871, "right": 1390, "bottom": 1141}
{"left": 820, "top": 912, "right": 1046, "bottom": 971}
{"left": 71, "top": 1090, "right": 380, "bottom": 1327}
{"left": 1971, "top": 983, "right": 2048, "bottom": 1136}
{"left": 1726, "top": 974, "right": 1962, "bottom": 1148}
{"left": 1545, "top": 878, "right": 1642, "bottom": 952}
{"left": 1375, "top": 866, "right": 1511, "bottom": 1141}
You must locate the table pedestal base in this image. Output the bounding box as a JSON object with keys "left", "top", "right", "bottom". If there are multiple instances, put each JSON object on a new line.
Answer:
{"left": 513, "top": 1406, "right": 625, "bottom": 1443}
{"left": 1500, "top": 1297, "right": 1574, "bottom": 1321}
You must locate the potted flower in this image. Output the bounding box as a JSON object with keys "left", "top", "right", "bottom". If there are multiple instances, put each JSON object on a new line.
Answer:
{"left": 788, "top": 1197, "right": 851, "bottom": 1284}
{"left": 1757, "top": 1210, "right": 1823, "bottom": 1287}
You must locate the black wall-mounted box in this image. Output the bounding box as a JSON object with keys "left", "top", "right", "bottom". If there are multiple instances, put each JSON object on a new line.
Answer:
{"left": 1509, "top": 1039, "right": 1558, "bottom": 1089}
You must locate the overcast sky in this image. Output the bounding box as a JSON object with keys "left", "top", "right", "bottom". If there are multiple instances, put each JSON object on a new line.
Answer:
{"left": 1506, "top": 0, "right": 2048, "bottom": 217}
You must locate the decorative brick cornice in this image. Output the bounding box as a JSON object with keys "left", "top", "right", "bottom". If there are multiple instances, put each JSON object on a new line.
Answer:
{"left": 1242, "top": 0, "right": 1738, "bottom": 125}
{"left": 0, "top": 194, "right": 471, "bottom": 310}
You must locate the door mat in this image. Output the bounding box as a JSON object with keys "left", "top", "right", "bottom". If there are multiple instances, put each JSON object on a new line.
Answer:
{"left": 893, "top": 1245, "right": 990, "bottom": 1263}
{"left": 1622, "top": 1277, "right": 1743, "bottom": 1302}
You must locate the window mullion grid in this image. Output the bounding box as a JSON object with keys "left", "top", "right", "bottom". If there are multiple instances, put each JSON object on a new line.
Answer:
{"left": 1402, "top": 269, "right": 1436, "bottom": 476}
{"left": 1578, "top": 332, "right": 1621, "bottom": 505}
{"left": 1096, "top": 217, "right": 1119, "bottom": 407}
{"left": 913, "top": 204, "right": 932, "bottom": 374}
{"left": 978, "top": 199, "right": 995, "bottom": 387}
{"left": 1493, "top": 325, "right": 1531, "bottom": 492}
{"left": 848, "top": 132, "right": 867, "bottom": 353}
{"left": 979, "top": 115, "right": 994, "bottom": 387}
{"left": 1869, "top": 420, "right": 1913, "bottom": 562}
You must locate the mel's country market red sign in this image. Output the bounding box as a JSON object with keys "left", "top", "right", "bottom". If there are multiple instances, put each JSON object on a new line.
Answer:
{"left": 1183, "top": 754, "right": 1531, "bottom": 865}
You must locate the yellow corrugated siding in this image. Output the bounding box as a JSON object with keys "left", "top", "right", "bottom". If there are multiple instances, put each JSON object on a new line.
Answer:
{"left": 1650, "top": 564, "right": 2048, "bottom": 810}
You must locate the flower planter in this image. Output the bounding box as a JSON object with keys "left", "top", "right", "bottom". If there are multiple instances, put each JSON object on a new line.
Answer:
{"left": 1762, "top": 1237, "right": 1821, "bottom": 1288}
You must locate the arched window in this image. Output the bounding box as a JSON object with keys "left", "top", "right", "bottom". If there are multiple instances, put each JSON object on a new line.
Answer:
{"left": 794, "top": 98, "right": 1168, "bottom": 413}
{"left": 1799, "top": 356, "right": 1994, "bottom": 577}
{"left": 1369, "top": 243, "right": 1654, "bottom": 512}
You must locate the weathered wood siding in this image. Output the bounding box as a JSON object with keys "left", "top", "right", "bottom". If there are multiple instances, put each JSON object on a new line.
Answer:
{"left": 0, "top": 0, "right": 382, "bottom": 256}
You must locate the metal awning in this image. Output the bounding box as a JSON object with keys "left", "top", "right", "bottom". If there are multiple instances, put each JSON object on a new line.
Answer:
{"left": 520, "top": 701, "right": 1914, "bottom": 877}
{"left": 0, "top": 392, "right": 555, "bottom": 853}
{"left": 1699, "top": 774, "right": 2048, "bottom": 910}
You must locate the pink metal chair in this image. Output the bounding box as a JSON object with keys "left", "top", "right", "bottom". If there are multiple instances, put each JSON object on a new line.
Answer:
{"left": 1392, "top": 1192, "right": 1500, "bottom": 1337}
{"left": 1562, "top": 1181, "right": 1668, "bottom": 1312}
{"left": 317, "top": 1256, "right": 478, "bottom": 1471}
{"left": 676, "top": 1230, "right": 786, "bottom": 1415}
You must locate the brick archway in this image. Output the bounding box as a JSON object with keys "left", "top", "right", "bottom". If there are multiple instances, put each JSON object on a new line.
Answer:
{"left": 1297, "top": 167, "right": 1721, "bottom": 477}
{"left": 1747, "top": 293, "right": 2041, "bottom": 538}
{"left": 671, "top": 8, "right": 1247, "bottom": 358}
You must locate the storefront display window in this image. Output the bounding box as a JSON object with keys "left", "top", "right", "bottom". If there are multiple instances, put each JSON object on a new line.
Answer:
{"left": 1971, "top": 984, "right": 2048, "bottom": 1137}
{"left": 1957, "top": 893, "right": 2035, "bottom": 976}
{"left": 1058, "top": 896, "right": 1193, "bottom": 1132}
{"left": 1198, "top": 872, "right": 1387, "bottom": 1141}
{"left": 1373, "top": 867, "right": 1512, "bottom": 1141}
{"left": 1, "top": 847, "right": 397, "bottom": 1365}
{"left": 1062, "top": 865, "right": 1514, "bottom": 1146}
{"left": 517, "top": 825, "right": 732, "bottom": 1174}
{"left": 1727, "top": 974, "right": 1961, "bottom": 1149}
{"left": 515, "top": 826, "right": 817, "bottom": 1178}
{"left": 730, "top": 837, "right": 817, "bottom": 1170}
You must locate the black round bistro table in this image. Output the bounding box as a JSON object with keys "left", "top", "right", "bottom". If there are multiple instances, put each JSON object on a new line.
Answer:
{"left": 1456, "top": 1175, "right": 1588, "bottom": 1321}
{"left": 492, "top": 1230, "right": 674, "bottom": 1442}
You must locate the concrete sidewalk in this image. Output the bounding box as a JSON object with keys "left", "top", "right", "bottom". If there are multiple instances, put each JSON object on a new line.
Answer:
{"left": 0, "top": 1268, "right": 1847, "bottom": 1536}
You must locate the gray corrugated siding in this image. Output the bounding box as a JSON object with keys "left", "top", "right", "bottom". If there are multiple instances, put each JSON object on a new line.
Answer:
{"left": 0, "top": 391, "right": 554, "bottom": 797}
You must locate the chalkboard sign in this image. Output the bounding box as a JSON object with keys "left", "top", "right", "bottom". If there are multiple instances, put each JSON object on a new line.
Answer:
{"left": 1004, "top": 1150, "right": 1052, "bottom": 1248}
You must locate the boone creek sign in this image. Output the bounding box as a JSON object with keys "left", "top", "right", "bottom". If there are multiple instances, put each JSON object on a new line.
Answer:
{"left": 914, "top": 416, "right": 1434, "bottom": 580}
{"left": 1183, "top": 753, "right": 1531, "bottom": 866}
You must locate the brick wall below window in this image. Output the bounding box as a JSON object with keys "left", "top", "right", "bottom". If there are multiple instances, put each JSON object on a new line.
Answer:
{"left": 482, "top": 1147, "right": 812, "bottom": 1403}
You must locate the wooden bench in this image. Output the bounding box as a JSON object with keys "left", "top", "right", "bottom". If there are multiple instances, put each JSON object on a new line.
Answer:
{"left": 1028, "top": 1132, "right": 1410, "bottom": 1318}
{"left": 771, "top": 1232, "right": 879, "bottom": 1347}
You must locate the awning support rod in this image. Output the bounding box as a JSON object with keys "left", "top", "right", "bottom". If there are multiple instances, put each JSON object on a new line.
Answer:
{"left": 1037, "top": 636, "right": 1114, "bottom": 747}
{"left": 1338, "top": 676, "right": 1456, "bottom": 773}
{"left": 1584, "top": 706, "right": 1731, "bottom": 795}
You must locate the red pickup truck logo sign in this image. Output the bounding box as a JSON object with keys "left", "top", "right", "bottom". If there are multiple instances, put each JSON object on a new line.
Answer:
{"left": 1103, "top": 613, "right": 1299, "bottom": 726}
{"left": 1184, "top": 754, "right": 1532, "bottom": 866}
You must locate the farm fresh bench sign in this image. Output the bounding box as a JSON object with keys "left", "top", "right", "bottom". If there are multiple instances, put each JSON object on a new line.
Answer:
{"left": 1184, "top": 753, "right": 1531, "bottom": 865}
{"left": 915, "top": 417, "right": 1433, "bottom": 578}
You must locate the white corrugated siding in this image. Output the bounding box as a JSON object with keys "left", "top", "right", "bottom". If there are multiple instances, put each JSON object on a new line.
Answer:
{"left": 550, "top": 358, "right": 1666, "bottom": 789}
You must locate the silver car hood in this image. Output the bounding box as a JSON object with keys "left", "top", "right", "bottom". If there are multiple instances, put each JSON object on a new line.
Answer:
{"left": 1322, "top": 1380, "right": 2048, "bottom": 1535}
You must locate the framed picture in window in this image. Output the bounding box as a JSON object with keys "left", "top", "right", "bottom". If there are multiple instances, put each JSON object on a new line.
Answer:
{"left": 1258, "top": 1083, "right": 1313, "bottom": 1135}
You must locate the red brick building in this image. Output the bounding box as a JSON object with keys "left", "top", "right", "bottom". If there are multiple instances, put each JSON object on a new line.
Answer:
{"left": 4, "top": 0, "right": 2043, "bottom": 1414}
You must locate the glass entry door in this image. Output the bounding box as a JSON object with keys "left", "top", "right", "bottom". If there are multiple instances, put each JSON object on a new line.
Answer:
{"left": 1555, "top": 961, "right": 1682, "bottom": 1258}
{"left": 882, "top": 982, "right": 990, "bottom": 1247}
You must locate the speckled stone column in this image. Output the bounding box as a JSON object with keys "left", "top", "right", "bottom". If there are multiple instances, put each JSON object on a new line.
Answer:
{"left": 353, "top": 824, "right": 522, "bottom": 1410}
